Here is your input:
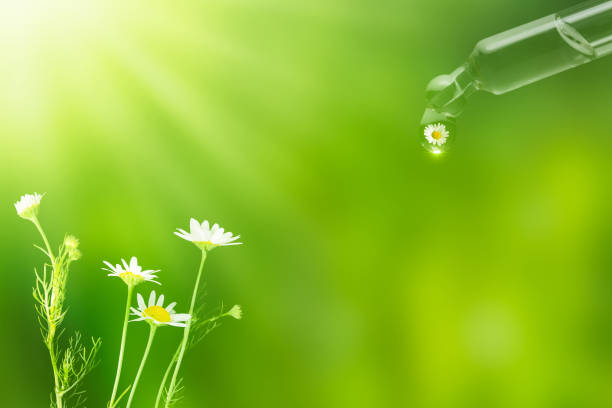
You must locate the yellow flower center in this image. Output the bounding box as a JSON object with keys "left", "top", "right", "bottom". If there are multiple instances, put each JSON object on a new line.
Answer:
{"left": 194, "top": 240, "right": 217, "bottom": 251}
{"left": 432, "top": 130, "right": 442, "bottom": 140}
{"left": 118, "top": 271, "right": 145, "bottom": 286}
{"left": 119, "top": 271, "right": 138, "bottom": 279}
{"left": 143, "top": 306, "right": 171, "bottom": 323}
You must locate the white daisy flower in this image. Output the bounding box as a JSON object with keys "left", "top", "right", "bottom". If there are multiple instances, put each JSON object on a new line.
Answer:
{"left": 14, "top": 192, "right": 43, "bottom": 220}
{"left": 424, "top": 123, "right": 450, "bottom": 146}
{"left": 227, "top": 304, "right": 243, "bottom": 320}
{"left": 174, "top": 218, "right": 242, "bottom": 251}
{"left": 103, "top": 256, "right": 160, "bottom": 287}
{"left": 130, "top": 290, "right": 191, "bottom": 327}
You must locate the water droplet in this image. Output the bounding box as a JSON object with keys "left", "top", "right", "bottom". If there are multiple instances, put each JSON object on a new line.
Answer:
{"left": 420, "top": 120, "right": 455, "bottom": 155}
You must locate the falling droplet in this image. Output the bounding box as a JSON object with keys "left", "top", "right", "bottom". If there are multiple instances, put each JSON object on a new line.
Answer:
{"left": 419, "top": 108, "right": 456, "bottom": 155}
{"left": 420, "top": 120, "right": 455, "bottom": 155}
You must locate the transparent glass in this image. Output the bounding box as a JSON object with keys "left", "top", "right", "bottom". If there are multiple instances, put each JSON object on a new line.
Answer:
{"left": 420, "top": 0, "right": 612, "bottom": 154}
{"left": 470, "top": 0, "right": 612, "bottom": 95}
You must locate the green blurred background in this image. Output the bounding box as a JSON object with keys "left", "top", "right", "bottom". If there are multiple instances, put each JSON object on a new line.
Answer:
{"left": 2, "top": 0, "right": 612, "bottom": 407}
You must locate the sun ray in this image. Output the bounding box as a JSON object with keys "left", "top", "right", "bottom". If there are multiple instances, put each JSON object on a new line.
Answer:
{"left": 97, "top": 30, "right": 297, "bottom": 205}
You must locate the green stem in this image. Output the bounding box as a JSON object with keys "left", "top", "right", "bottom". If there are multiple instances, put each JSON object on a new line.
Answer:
{"left": 48, "top": 339, "right": 63, "bottom": 408}
{"left": 32, "top": 217, "right": 62, "bottom": 408}
{"left": 126, "top": 325, "right": 157, "bottom": 408}
{"left": 165, "top": 250, "right": 207, "bottom": 407}
{"left": 155, "top": 343, "right": 181, "bottom": 408}
{"left": 109, "top": 285, "right": 134, "bottom": 407}
{"left": 157, "top": 306, "right": 232, "bottom": 407}
{"left": 32, "top": 216, "right": 56, "bottom": 265}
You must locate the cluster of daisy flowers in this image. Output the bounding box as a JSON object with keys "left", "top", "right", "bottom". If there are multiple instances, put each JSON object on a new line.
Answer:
{"left": 15, "top": 193, "right": 243, "bottom": 408}
{"left": 105, "top": 218, "right": 243, "bottom": 408}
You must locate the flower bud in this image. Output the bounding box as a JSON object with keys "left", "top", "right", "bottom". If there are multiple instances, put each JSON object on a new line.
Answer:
{"left": 227, "top": 304, "right": 242, "bottom": 320}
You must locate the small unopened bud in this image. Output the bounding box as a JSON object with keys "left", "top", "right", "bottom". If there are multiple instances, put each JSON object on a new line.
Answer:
{"left": 69, "top": 248, "right": 82, "bottom": 261}
{"left": 227, "top": 304, "right": 242, "bottom": 320}
{"left": 64, "top": 235, "right": 81, "bottom": 261}
{"left": 64, "top": 235, "right": 79, "bottom": 250}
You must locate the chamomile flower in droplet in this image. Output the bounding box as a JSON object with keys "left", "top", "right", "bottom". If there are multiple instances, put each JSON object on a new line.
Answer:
{"left": 103, "top": 257, "right": 160, "bottom": 287}
{"left": 14, "top": 192, "right": 44, "bottom": 220}
{"left": 424, "top": 123, "right": 450, "bottom": 146}
{"left": 174, "top": 218, "right": 242, "bottom": 251}
{"left": 130, "top": 291, "right": 191, "bottom": 327}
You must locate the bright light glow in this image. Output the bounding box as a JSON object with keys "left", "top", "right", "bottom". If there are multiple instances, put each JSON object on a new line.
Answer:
{"left": 0, "top": 0, "right": 285, "bottom": 208}
{"left": 0, "top": 0, "right": 105, "bottom": 39}
{"left": 0, "top": 0, "right": 110, "bottom": 141}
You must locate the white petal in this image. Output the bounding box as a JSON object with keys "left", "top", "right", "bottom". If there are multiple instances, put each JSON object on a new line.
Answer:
{"left": 211, "top": 229, "right": 224, "bottom": 242}
{"left": 103, "top": 261, "right": 117, "bottom": 273}
{"left": 190, "top": 218, "right": 200, "bottom": 234}
{"left": 137, "top": 293, "right": 146, "bottom": 310}
{"left": 174, "top": 231, "right": 192, "bottom": 241}
{"left": 157, "top": 294, "right": 164, "bottom": 307}
{"left": 172, "top": 313, "right": 191, "bottom": 322}
{"left": 175, "top": 228, "right": 192, "bottom": 240}
{"left": 148, "top": 291, "right": 156, "bottom": 307}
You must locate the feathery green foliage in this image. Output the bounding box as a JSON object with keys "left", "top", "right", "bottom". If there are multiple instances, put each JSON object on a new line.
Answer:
{"left": 157, "top": 289, "right": 242, "bottom": 407}
{"left": 19, "top": 194, "right": 242, "bottom": 407}
{"left": 18, "top": 194, "right": 101, "bottom": 408}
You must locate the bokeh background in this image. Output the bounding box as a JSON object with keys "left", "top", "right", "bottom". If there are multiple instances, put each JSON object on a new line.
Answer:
{"left": 2, "top": 0, "right": 612, "bottom": 407}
